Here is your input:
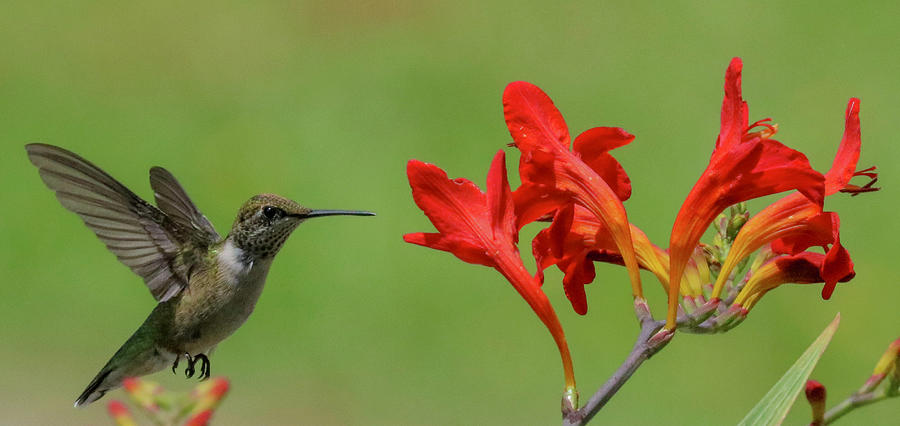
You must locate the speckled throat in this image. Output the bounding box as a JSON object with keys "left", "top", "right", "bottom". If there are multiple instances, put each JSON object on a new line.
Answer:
{"left": 229, "top": 221, "right": 299, "bottom": 259}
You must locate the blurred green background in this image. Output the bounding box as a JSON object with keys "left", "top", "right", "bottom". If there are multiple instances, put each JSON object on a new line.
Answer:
{"left": 1, "top": 1, "right": 897, "bottom": 424}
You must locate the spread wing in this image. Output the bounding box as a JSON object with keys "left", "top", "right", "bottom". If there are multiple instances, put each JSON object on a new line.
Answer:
{"left": 25, "top": 144, "right": 217, "bottom": 302}
{"left": 149, "top": 166, "right": 220, "bottom": 245}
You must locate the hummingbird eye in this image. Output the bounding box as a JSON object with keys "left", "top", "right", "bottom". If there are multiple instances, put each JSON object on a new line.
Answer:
{"left": 262, "top": 206, "right": 283, "bottom": 220}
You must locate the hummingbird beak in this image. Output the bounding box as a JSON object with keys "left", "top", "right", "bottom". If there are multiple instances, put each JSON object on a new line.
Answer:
{"left": 293, "top": 209, "right": 376, "bottom": 219}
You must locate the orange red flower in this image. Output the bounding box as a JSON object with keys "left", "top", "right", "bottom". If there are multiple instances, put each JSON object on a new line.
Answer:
{"left": 503, "top": 82, "right": 644, "bottom": 301}
{"left": 666, "top": 58, "right": 826, "bottom": 328}
{"left": 531, "top": 204, "right": 668, "bottom": 314}
{"left": 713, "top": 98, "right": 877, "bottom": 301}
{"left": 404, "top": 150, "right": 576, "bottom": 393}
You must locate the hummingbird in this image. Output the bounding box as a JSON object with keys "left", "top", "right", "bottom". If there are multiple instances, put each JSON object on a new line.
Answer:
{"left": 25, "top": 143, "right": 374, "bottom": 407}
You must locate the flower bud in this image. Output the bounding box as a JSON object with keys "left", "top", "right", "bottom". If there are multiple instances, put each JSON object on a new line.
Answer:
{"left": 805, "top": 380, "right": 826, "bottom": 426}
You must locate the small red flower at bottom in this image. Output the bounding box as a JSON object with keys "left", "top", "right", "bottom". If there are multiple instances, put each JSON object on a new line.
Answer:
{"left": 404, "top": 150, "right": 577, "bottom": 397}
{"left": 184, "top": 411, "right": 213, "bottom": 426}
{"left": 107, "top": 400, "right": 137, "bottom": 426}
{"left": 805, "top": 380, "right": 827, "bottom": 426}
{"left": 106, "top": 377, "right": 229, "bottom": 425}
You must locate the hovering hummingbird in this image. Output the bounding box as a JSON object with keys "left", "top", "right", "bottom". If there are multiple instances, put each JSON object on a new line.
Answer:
{"left": 25, "top": 144, "right": 374, "bottom": 407}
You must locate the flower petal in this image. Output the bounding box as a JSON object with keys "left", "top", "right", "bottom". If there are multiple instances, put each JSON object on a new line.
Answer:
{"left": 405, "top": 159, "right": 495, "bottom": 267}
{"left": 487, "top": 149, "right": 517, "bottom": 243}
{"left": 670, "top": 139, "right": 825, "bottom": 309}
{"left": 716, "top": 57, "right": 749, "bottom": 151}
{"left": 667, "top": 58, "right": 826, "bottom": 328}
{"left": 532, "top": 204, "right": 669, "bottom": 313}
{"left": 767, "top": 212, "right": 854, "bottom": 300}
{"left": 735, "top": 251, "right": 854, "bottom": 309}
{"left": 573, "top": 127, "right": 634, "bottom": 201}
{"left": 825, "top": 98, "right": 861, "bottom": 194}
{"left": 505, "top": 81, "right": 644, "bottom": 300}
{"left": 504, "top": 81, "right": 571, "bottom": 153}
{"left": 512, "top": 183, "right": 570, "bottom": 229}
{"left": 403, "top": 232, "right": 493, "bottom": 266}
{"left": 821, "top": 241, "right": 853, "bottom": 299}
{"left": 405, "top": 151, "right": 577, "bottom": 391}
{"left": 770, "top": 212, "right": 838, "bottom": 255}
{"left": 710, "top": 192, "right": 820, "bottom": 298}
{"left": 560, "top": 254, "right": 593, "bottom": 315}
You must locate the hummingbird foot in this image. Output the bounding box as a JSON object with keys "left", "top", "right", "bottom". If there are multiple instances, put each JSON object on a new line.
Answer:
{"left": 171, "top": 353, "right": 182, "bottom": 375}
{"left": 183, "top": 353, "right": 211, "bottom": 380}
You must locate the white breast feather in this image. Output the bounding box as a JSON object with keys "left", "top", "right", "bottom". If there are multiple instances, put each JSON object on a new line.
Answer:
{"left": 219, "top": 240, "right": 253, "bottom": 285}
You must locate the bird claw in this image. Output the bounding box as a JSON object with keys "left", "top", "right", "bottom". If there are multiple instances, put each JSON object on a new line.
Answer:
{"left": 170, "top": 353, "right": 210, "bottom": 380}
{"left": 185, "top": 353, "right": 210, "bottom": 380}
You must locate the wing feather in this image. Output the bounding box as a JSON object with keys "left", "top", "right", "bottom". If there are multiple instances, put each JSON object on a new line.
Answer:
{"left": 25, "top": 144, "right": 211, "bottom": 302}
{"left": 150, "top": 167, "right": 220, "bottom": 245}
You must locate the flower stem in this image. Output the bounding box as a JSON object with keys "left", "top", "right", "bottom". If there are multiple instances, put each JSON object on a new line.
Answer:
{"left": 562, "top": 303, "right": 670, "bottom": 426}
{"left": 823, "top": 389, "right": 893, "bottom": 424}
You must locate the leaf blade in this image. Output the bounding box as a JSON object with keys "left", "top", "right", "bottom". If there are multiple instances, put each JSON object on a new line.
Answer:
{"left": 737, "top": 313, "right": 841, "bottom": 426}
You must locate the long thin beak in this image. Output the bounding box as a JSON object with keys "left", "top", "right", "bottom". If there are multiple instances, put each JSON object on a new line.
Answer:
{"left": 295, "top": 209, "right": 376, "bottom": 219}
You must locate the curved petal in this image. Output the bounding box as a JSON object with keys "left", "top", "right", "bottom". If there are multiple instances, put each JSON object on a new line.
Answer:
{"left": 405, "top": 151, "right": 576, "bottom": 390}
{"left": 406, "top": 159, "right": 491, "bottom": 253}
{"left": 504, "top": 81, "right": 571, "bottom": 153}
{"left": 403, "top": 232, "right": 493, "bottom": 266}
{"left": 504, "top": 81, "right": 644, "bottom": 300}
{"left": 667, "top": 58, "right": 826, "bottom": 329}
{"left": 711, "top": 193, "right": 820, "bottom": 298}
{"left": 821, "top": 241, "right": 852, "bottom": 299}
{"left": 825, "top": 98, "right": 861, "bottom": 194}
{"left": 770, "top": 212, "right": 838, "bottom": 255}
{"left": 735, "top": 251, "right": 854, "bottom": 310}
{"left": 512, "top": 183, "right": 569, "bottom": 229}
{"left": 716, "top": 57, "right": 749, "bottom": 152}
{"left": 532, "top": 204, "right": 669, "bottom": 313}
{"left": 669, "top": 138, "right": 825, "bottom": 325}
{"left": 736, "top": 252, "right": 828, "bottom": 309}
{"left": 560, "top": 253, "right": 594, "bottom": 315}
{"left": 487, "top": 150, "right": 517, "bottom": 242}
{"left": 573, "top": 127, "right": 634, "bottom": 201}
{"left": 764, "top": 211, "right": 853, "bottom": 300}
{"left": 713, "top": 97, "right": 871, "bottom": 299}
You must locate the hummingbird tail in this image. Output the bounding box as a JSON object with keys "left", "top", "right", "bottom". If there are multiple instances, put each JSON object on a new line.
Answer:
{"left": 73, "top": 368, "right": 114, "bottom": 407}
{"left": 73, "top": 329, "right": 174, "bottom": 407}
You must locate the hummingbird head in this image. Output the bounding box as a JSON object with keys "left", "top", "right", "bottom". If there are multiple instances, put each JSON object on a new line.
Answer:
{"left": 229, "top": 194, "right": 374, "bottom": 259}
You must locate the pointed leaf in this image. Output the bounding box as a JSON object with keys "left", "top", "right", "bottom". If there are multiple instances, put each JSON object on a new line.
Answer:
{"left": 737, "top": 314, "right": 841, "bottom": 426}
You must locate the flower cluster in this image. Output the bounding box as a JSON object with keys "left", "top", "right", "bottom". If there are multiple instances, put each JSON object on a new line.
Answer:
{"left": 405, "top": 58, "right": 876, "bottom": 409}
{"left": 106, "top": 376, "right": 229, "bottom": 426}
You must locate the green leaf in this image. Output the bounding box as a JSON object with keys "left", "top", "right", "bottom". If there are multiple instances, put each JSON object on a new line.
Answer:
{"left": 737, "top": 313, "right": 841, "bottom": 426}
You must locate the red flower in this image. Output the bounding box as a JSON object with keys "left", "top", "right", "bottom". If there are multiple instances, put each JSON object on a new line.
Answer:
{"left": 404, "top": 150, "right": 576, "bottom": 392}
{"left": 712, "top": 98, "right": 877, "bottom": 300}
{"left": 504, "top": 81, "right": 644, "bottom": 301}
{"left": 666, "top": 58, "right": 826, "bottom": 329}
{"left": 733, "top": 251, "right": 854, "bottom": 310}
{"left": 805, "top": 379, "right": 827, "bottom": 426}
{"left": 532, "top": 204, "right": 669, "bottom": 314}
{"left": 107, "top": 401, "right": 137, "bottom": 426}
{"left": 184, "top": 410, "right": 212, "bottom": 426}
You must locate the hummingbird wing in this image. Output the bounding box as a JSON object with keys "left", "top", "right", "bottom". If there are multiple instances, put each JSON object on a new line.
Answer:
{"left": 25, "top": 144, "right": 203, "bottom": 302}
{"left": 149, "top": 167, "right": 221, "bottom": 245}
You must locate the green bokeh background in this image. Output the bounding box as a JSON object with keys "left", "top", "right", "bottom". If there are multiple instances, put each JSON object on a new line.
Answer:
{"left": 2, "top": 1, "right": 897, "bottom": 424}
